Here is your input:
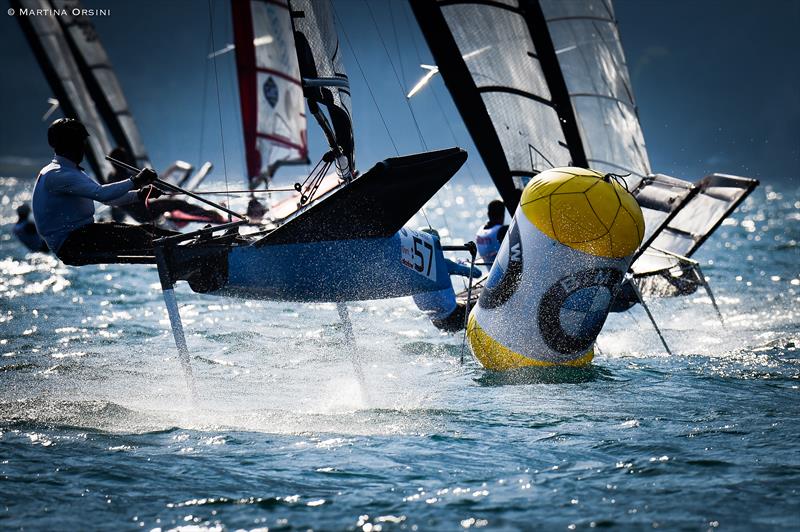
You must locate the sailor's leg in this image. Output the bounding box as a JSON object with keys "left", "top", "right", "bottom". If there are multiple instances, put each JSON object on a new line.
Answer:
{"left": 630, "top": 281, "right": 674, "bottom": 356}
{"left": 155, "top": 247, "right": 197, "bottom": 400}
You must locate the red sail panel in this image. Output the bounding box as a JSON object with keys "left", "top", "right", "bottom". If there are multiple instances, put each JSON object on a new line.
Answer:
{"left": 233, "top": 0, "right": 309, "bottom": 187}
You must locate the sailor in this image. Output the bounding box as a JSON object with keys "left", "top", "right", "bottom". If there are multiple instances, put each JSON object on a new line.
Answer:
{"left": 12, "top": 203, "right": 48, "bottom": 253}
{"left": 412, "top": 229, "right": 482, "bottom": 332}
{"left": 106, "top": 147, "right": 224, "bottom": 225}
{"left": 246, "top": 195, "right": 267, "bottom": 223}
{"left": 475, "top": 199, "right": 508, "bottom": 269}
{"left": 32, "top": 118, "right": 176, "bottom": 266}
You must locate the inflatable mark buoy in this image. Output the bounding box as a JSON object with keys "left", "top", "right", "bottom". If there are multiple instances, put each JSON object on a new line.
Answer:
{"left": 467, "top": 167, "right": 645, "bottom": 369}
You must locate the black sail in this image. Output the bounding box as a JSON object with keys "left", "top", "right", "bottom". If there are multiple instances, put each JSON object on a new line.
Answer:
{"left": 288, "top": 0, "right": 355, "bottom": 175}
{"left": 411, "top": 0, "right": 592, "bottom": 210}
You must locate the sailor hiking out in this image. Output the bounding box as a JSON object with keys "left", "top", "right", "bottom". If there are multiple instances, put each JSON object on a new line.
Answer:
{"left": 475, "top": 199, "right": 509, "bottom": 269}
{"left": 32, "top": 118, "right": 176, "bottom": 265}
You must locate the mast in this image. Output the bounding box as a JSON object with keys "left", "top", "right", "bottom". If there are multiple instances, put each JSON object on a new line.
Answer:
{"left": 410, "top": 0, "right": 584, "bottom": 210}
{"left": 518, "top": 0, "right": 587, "bottom": 168}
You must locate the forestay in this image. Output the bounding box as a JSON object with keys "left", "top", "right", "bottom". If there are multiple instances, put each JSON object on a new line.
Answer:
{"left": 232, "top": 0, "right": 309, "bottom": 187}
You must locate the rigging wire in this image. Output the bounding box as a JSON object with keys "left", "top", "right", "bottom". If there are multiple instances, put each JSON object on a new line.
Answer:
{"left": 401, "top": 2, "right": 480, "bottom": 188}
{"left": 162, "top": 187, "right": 300, "bottom": 196}
{"left": 389, "top": 2, "right": 406, "bottom": 88}
{"left": 331, "top": 4, "right": 399, "bottom": 157}
{"left": 333, "top": 3, "right": 432, "bottom": 229}
{"left": 364, "top": 0, "right": 428, "bottom": 152}
{"left": 207, "top": 0, "right": 231, "bottom": 219}
{"left": 197, "top": 30, "right": 212, "bottom": 169}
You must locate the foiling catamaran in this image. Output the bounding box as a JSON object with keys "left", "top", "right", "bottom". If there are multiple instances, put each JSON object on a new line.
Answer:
{"left": 408, "top": 0, "right": 758, "bottom": 351}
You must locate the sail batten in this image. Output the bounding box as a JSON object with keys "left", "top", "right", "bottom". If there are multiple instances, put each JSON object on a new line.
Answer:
{"left": 542, "top": 0, "right": 650, "bottom": 181}
{"left": 413, "top": 0, "right": 650, "bottom": 207}
{"left": 12, "top": 0, "right": 114, "bottom": 182}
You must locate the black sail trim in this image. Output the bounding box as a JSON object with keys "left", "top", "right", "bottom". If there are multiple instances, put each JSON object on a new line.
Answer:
{"left": 476, "top": 86, "right": 554, "bottom": 108}
{"left": 410, "top": 0, "right": 521, "bottom": 211}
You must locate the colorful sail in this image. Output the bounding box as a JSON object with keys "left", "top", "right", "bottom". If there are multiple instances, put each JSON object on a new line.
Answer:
{"left": 288, "top": 0, "right": 355, "bottom": 177}
{"left": 12, "top": 0, "right": 114, "bottom": 182}
{"left": 232, "top": 0, "right": 309, "bottom": 187}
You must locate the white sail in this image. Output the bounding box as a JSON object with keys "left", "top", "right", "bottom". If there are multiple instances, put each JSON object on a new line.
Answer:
{"left": 50, "top": 0, "right": 150, "bottom": 170}
{"left": 288, "top": 0, "right": 356, "bottom": 176}
{"left": 541, "top": 0, "right": 650, "bottom": 182}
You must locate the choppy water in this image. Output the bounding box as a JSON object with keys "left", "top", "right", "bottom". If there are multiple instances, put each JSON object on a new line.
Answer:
{"left": 0, "top": 176, "right": 798, "bottom": 531}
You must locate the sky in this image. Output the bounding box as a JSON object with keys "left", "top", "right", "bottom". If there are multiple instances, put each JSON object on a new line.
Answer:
{"left": 0, "top": 0, "right": 797, "bottom": 188}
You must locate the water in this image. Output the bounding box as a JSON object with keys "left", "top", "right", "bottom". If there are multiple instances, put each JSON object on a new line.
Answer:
{"left": 1, "top": 177, "right": 798, "bottom": 530}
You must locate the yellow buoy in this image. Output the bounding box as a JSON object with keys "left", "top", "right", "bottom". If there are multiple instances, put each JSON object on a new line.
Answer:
{"left": 467, "top": 167, "right": 645, "bottom": 369}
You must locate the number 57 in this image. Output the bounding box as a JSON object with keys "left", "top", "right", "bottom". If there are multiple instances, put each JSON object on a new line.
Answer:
{"left": 412, "top": 236, "right": 434, "bottom": 276}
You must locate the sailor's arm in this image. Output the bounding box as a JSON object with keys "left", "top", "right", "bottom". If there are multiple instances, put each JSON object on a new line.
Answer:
{"left": 47, "top": 167, "right": 156, "bottom": 206}
{"left": 445, "top": 258, "right": 482, "bottom": 279}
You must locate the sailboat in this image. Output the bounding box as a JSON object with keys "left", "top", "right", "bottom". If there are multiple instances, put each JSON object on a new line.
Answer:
{"left": 230, "top": 0, "right": 343, "bottom": 219}
{"left": 409, "top": 0, "right": 758, "bottom": 343}
{"left": 9, "top": 0, "right": 464, "bottom": 376}
{"left": 12, "top": 0, "right": 214, "bottom": 191}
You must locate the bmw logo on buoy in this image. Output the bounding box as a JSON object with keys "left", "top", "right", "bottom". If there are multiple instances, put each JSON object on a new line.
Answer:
{"left": 538, "top": 268, "right": 623, "bottom": 354}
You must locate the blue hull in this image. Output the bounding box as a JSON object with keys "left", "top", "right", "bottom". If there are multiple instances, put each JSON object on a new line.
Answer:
{"left": 211, "top": 229, "right": 451, "bottom": 302}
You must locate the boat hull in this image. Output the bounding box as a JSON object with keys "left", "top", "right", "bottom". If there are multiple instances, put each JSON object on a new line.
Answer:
{"left": 209, "top": 228, "right": 451, "bottom": 302}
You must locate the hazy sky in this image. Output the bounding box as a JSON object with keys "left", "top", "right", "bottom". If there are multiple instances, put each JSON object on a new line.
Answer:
{"left": 0, "top": 0, "right": 797, "bottom": 187}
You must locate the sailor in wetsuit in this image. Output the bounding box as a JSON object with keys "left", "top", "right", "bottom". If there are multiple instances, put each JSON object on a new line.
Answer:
{"left": 475, "top": 199, "right": 509, "bottom": 270}
{"left": 412, "top": 228, "right": 482, "bottom": 332}
{"left": 12, "top": 203, "right": 48, "bottom": 253}
{"left": 32, "top": 118, "right": 176, "bottom": 265}
{"left": 106, "top": 147, "right": 224, "bottom": 225}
